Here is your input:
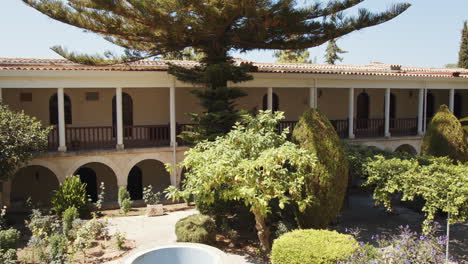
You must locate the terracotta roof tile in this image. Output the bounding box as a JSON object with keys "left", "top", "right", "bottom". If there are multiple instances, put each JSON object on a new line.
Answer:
{"left": 0, "top": 58, "right": 467, "bottom": 79}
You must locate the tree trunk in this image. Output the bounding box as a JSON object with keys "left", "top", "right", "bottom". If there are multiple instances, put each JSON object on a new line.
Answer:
{"left": 253, "top": 207, "right": 271, "bottom": 253}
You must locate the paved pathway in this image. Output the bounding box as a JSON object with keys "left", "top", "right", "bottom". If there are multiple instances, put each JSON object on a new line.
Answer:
{"left": 104, "top": 209, "right": 259, "bottom": 264}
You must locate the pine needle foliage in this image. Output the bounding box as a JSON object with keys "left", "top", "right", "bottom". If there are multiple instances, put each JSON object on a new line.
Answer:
{"left": 23, "top": 0, "right": 410, "bottom": 141}
{"left": 422, "top": 105, "right": 468, "bottom": 163}
{"left": 274, "top": 49, "right": 312, "bottom": 63}
{"left": 458, "top": 21, "right": 468, "bottom": 69}
{"left": 325, "top": 38, "right": 348, "bottom": 64}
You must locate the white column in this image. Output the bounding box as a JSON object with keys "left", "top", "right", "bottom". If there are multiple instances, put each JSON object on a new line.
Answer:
{"left": 348, "top": 88, "right": 355, "bottom": 139}
{"left": 170, "top": 78, "right": 177, "bottom": 187}
{"left": 384, "top": 88, "right": 391, "bottom": 138}
{"left": 309, "top": 87, "right": 315, "bottom": 108}
{"left": 267, "top": 87, "right": 273, "bottom": 111}
{"left": 115, "top": 87, "right": 124, "bottom": 150}
{"left": 417, "top": 88, "right": 424, "bottom": 136}
{"left": 170, "top": 83, "right": 177, "bottom": 147}
{"left": 449, "top": 89, "right": 455, "bottom": 112}
{"left": 57, "top": 88, "right": 67, "bottom": 152}
{"left": 423, "top": 88, "right": 428, "bottom": 132}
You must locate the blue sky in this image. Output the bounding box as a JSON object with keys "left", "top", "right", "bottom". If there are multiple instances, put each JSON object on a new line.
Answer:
{"left": 0, "top": 0, "right": 466, "bottom": 67}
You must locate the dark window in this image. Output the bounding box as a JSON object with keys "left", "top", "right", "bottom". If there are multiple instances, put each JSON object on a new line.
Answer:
{"left": 20, "top": 93, "right": 32, "bottom": 102}
{"left": 356, "top": 92, "right": 370, "bottom": 129}
{"left": 49, "top": 93, "right": 72, "bottom": 125}
{"left": 262, "top": 93, "right": 279, "bottom": 112}
{"left": 112, "top": 92, "right": 133, "bottom": 137}
{"left": 85, "top": 92, "right": 99, "bottom": 101}
{"left": 426, "top": 92, "right": 434, "bottom": 118}
{"left": 454, "top": 93, "right": 462, "bottom": 118}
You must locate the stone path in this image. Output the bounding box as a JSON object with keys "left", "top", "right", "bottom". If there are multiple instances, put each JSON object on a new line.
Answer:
{"left": 104, "top": 209, "right": 260, "bottom": 264}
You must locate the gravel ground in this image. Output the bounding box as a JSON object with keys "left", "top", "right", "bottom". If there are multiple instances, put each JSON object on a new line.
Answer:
{"left": 104, "top": 209, "right": 259, "bottom": 264}
{"left": 104, "top": 194, "right": 467, "bottom": 264}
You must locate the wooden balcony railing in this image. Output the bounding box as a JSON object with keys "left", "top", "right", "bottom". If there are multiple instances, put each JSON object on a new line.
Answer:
{"left": 66, "top": 126, "right": 115, "bottom": 151}
{"left": 46, "top": 118, "right": 421, "bottom": 151}
{"left": 124, "top": 125, "right": 170, "bottom": 148}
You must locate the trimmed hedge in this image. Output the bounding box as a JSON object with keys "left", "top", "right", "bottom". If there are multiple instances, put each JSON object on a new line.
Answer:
{"left": 271, "top": 229, "right": 358, "bottom": 264}
{"left": 422, "top": 105, "right": 468, "bottom": 162}
{"left": 175, "top": 214, "right": 216, "bottom": 244}
{"left": 292, "top": 109, "right": 348, "bottom": 228}
{"left": 0, "top": 228, "right": 20, "bottom": 250}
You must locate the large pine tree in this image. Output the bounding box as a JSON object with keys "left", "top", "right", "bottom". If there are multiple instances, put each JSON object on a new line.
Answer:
{"left": 325, "top": 38, "right": 348, "bottom": 64}
{"left": 23, "top": 0, "right": 410, "bottom": 142}
{"left": 458, "top": 21, "right": 468, "bottom": 69}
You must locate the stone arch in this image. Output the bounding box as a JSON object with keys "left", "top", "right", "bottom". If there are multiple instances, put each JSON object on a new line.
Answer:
{"left": 66, "top": 156, "right": 123, "bottom": 180}
{"left": 10, "top": 165, "right": 60, "bottom": 208}
{"left": 73, "top": 162, "right": 119, "bottom": 203}
{"left": 123, "top": 153, "right": 173, "bottom": 185}
{"left": 27, "top": 159, "right": 64, "bottom": 183}
{"left": 126, "top": 159, "right": 172, "bottom": 200}
{"left": 395, "top": 144, "right": 418, "bottom": 155}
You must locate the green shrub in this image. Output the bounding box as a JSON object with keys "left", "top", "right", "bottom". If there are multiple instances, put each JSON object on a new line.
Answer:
{"left": 118, "top": 186, "right": 130, "bottom": 208}
{"left": 44, "top": 234, "right": 69, "bottom": 264}
{"left": 0, "top": 249, "right": 17, "bottom": 264}
{"left": 113, "top": 232, "right": 127, "bottom": 250}
{"left": 28, "top": 209, "right": 60, "bottom": 238}
{"left": 271, "top": 229, "right": 358, "bottom": 264}
{"left": 422, "top": 105, "right": 468, "bottom": 162}
{"left": 120, "top": 198, "right": 132, "bottom": 215}
{"left": 52, "top": 176, "right": 88, "bottom": 215}
{"left": 62, "top": 206, "right": 79, "bottom": 237}
{"left": 292, "top": 109, "right": 348, "bottom": 228}
{"left": 175, "top": 214, "right": 216, "bottom": 244}
{"left": 0, "top": 228, "right": 20, "bottom": 250}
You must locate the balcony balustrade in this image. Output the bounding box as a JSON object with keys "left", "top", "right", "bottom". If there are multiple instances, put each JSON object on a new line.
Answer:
{"left": 46, "top": 118, "right": 420, "bottom": 152}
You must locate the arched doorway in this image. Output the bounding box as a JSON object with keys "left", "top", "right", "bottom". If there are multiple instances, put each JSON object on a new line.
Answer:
{"left": 127, "top": 159, "right": 171, "bottom": 201}
{"left": 76, "top": 167, "right": 98, "bottom": 202}
{"left": 11, "top": 165, "right": 60, "bottom": 207}
{"left": 127, "top": 166, "right": 143, "bottom": 200}
{"left": 74, "top": 162, "right": 119, "bottom": 203}
{"left": 454, "top": 93, "right": 462, "bottom": 118}
{"left": 262, "top": 93, "right": 279, "bottom": 112}
{"left": 357, "top": 91, "right": 370, "bottom": 129}
{"left": 395, "top": 144, "right": 417, "bottom": 155}
{"left": 112, "top": 92, "right": 133, "bottom": 137}
{"left": 49, "top": 93, "right": 72, "bottom": 125}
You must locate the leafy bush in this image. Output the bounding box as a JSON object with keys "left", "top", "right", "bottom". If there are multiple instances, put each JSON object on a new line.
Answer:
{"left": 44, "top": 234, "right": 69, "bottom": 264}
{"left": 364, "top": 155, "right": 468, "bottom": 231}
{"left": 345, "top": 143, "right": 411, "bottom": 180}
{"left": 342, "top": 224, "right": 449, "bottom": 264}
{"left": 292, "top": 109, "right": 348, "bottom": 228}
{"left": 113, "top": 232, "right": 127, "bottom": 250}
{"left": 62, "top": 206, "right": 79, "bottom": 237}
{"left": 143, "top": 185, "right": 161, "bottom": 205}
{"left": 27, "top": 209, "right": 61, "bottom": 238}
{"left": 0, "top": 104, "right": 51, "bottom": 181}
{"left": 271, "top": 229, "right": 358, "bottom": 264}
{"left": 0, "top": 228, "right": 20, "bottom": 250}
{"left": 52, "top": 176, "right": 88, "bottom": 215}
{"left": 120, "top": 198, "right": 132, "bottom": 215}
{"left": 422, "top": 105, "right": 468, "bottom": 162}
{"left": 175, "top": 214, "right": 216, "bottom": 244}
{"left": 118, "top": 186, "right": 130, "bottom": 207}
{"left": 0, "top": 249, "right": 17, "bottom": 264}
{"left": 0, "top": 206, "right": 7, "bottom": 229}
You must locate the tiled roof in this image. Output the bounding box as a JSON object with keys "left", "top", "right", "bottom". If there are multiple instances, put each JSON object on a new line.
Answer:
{"left": 1, "top": 57, "right": 468, "bottom": 79}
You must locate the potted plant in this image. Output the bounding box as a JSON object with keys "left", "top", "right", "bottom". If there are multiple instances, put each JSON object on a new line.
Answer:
{"left": 143, "top": 185, "right": 163, "bottom": 217}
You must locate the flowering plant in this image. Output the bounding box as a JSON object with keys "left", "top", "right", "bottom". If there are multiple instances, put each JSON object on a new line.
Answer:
{"left": 342, "top": 223, "right": 450, "bottom": 264}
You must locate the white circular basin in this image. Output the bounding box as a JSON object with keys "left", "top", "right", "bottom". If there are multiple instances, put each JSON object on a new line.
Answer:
{"left": 125, "top": 243, "right": 228, "bottom": 264}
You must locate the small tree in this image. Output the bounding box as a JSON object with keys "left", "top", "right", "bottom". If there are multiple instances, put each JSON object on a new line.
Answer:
{"left": 458, "top": 21, "right": 468, "bottom": 69}
{"left": 422, "top": 105, "right": 468, "bottom": 162}
{"left": 51, "top": 176, "right": 88, "bottom": 215}
{"left": 166, "top": 111, "right": 317, "bottom": 253}
{"left": 0, "top": 104, "right": 51, "bottom": 181}
{"left": 274, "top": 49, "right": 312, "bottom": 63}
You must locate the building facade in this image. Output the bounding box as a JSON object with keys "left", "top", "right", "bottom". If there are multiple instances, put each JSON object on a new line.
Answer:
{"left": 0, "top": 58, "right": 467, "bottom": 209}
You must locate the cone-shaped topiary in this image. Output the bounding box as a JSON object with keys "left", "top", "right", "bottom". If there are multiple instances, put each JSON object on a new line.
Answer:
{"left": 292, "top": 109, "right": 348, "bottom": 228}
{"left": 422, "top": 105, "right": 468, "bottom": 162}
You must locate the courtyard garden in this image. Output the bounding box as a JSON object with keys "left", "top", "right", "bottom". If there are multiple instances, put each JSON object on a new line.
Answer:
{"left": 1, "top": 105, "right": 466, "bottom": 264}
